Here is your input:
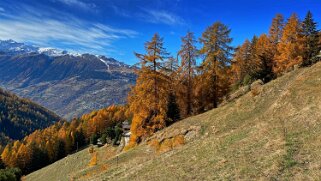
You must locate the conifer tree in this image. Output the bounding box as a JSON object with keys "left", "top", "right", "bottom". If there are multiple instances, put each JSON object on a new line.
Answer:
{"left": 268, "top": 14, "right": 284, "bottom": 71}
{"left": 128, "top": 33, "right": 171, "bottom": 145}
{"left": 163, "top": 57, "right": 179, "bottom": 73}
{"left": 231, "top": 39, "right": 252, "bottom": 85}
{"left": 163, "top": 56, "right": 181, "bottom": 124}
{"left": 301, "top": 11, "right": 320, "bottom": 66}
{"left": 0, "top": 157, "right": 5, "bottom": 169}
{"left": 274, "top": 14, "right": 304, "bottom": 74}
{"left": 254, "top": 34, "right": 275, "bottom": 82}
{"left": 269, "top": 14, "right": 284, "bottom": 46}
{"left": 166, "top": 92, "right": 180, "bottom": 124}
{"left": 248, "top": 36, "right": 261, "bottom": 80}
{"left": 178, "top": 31, "right": 198, "bottom": 116}
{"left": 199, "top": 22, "right": 233, "bottom": 108}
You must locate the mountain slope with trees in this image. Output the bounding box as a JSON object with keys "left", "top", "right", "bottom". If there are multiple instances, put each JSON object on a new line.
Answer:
{"left": 6, "top": 10, "right": 321, "bottom": 180}
{"left": 26, "top": 59, "right": 321, "bottom": 181}
{"left": 0, "top": 104, "right": 129, "bottom": 175}
{"left": 0, "top": 87, "right": 60, "bottom": 145}
{"left": 0, "top": 42, "right": 136, "bottom": 119}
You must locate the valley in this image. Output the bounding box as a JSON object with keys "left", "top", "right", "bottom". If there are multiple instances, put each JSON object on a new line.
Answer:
{"left": 0, "top": 40, "right": 136, "bottom": 119}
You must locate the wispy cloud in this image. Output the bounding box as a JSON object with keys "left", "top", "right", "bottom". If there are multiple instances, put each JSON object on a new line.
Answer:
{"left": 0, "top": 4, "right": 137, "bottom": 55}
{"left": 54, "top": 0, "right": 96, "bottom": 10}
{"left": 139, "top": 8, "right": 184, "bottom": 26}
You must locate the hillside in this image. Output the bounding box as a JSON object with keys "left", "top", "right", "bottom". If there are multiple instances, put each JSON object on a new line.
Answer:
{"left": 0, "top": 87, "right": 60, "bottom": 145}
{"left": 0, "top": 40, "right": 136, "bottom": 119}
{"left": 26, "top": 62, "right": 321, "bottom": 180}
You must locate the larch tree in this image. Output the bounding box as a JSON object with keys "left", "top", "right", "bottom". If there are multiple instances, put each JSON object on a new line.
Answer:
{"left": 1, "top": 145, "right": 11, "bottom": 167}
{"left": 269, "top": 14, "right": 284, "bottom": 71}
{"left": 254, "top": 34, "right": 275, "bottom": 82}
{"left": 301, "top": 11, "right": 320, "bottom": 66}
{"left": 163, "top": 56, "right": 181, "bottom": 124}
{"left": 231, "top": 35, "right": 272, "bottom": 86}
{"left": 248, "top": 36, "right": 262, "bottom": 80}
{"left": 178, "top": 31, "right": 198, "bottom": 116}
{"left": 269, "top": 14, "right": 284, "bottom": 46}
{"left": 199, "top": 22, "right": 233, "bottom": 109}
{"left": 231, "top": 39, "right": 252, "bottom": 85}
{"left": 274, "top": 14, "right": 304, "bottom": 74}
{"left": 128, "top": 33, "right": 171, "bottom": 146}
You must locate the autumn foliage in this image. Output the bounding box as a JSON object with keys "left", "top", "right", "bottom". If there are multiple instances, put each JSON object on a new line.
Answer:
{"left": 1, "top": 11, "right": 321, "bottom": 176}
{"left": 128, "top": 22, "right": 234, "bottom": 146}
{"left": 0, "top": 105, "right": 129, "bottom": 174}
{"left": 232, "top": 11, "right": 320, "bottom": 86}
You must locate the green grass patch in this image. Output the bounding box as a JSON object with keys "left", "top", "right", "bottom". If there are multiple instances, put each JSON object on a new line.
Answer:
{"left": 220, "top": 130, "right": 249, "bottom": 150}
{"left": 283, "top": 133, "right": 299, "bottom": 169}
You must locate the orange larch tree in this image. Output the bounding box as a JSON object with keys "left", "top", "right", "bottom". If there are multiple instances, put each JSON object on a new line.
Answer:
{"left": 198, "top": 22, "right": 233, "bottom": 109}
{"left": 178, "top": 31, "right": 198, "bottom": 117}
{"left": 274, "top": 14, "right": 304, "bottom": 74}
{"left": 128, "top": 33, "right": 171, "bottom": 146}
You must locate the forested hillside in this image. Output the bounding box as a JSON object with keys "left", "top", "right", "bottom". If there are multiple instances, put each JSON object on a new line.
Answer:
{"left": 27, "top": 55, "right": 321, "bottom": 181}
{"left": 0, "top": 87, "right": 60, "bottom": 145}
{"left": 2, "top": 10, "right": 321, "bottom": 180}
{"left": 127, "top": 11, "right": 321, "bottom": 148}
{"left": 0, "top": 104, "right": 130, "bottom": 175}
{"left": 0, "top": 41, "right": 136, "bottom": 119}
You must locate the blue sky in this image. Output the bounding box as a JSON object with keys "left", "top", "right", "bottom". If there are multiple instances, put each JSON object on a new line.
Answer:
{"left": 0, "top": 0, "right": 320, "bottom": 65}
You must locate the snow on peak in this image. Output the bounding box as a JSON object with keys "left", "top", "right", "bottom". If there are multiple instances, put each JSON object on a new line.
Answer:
{"left": 99, "top": 58, "right": 111, "bottom": 71}
{"left": 38, "top": 47, "right": 68, "bottom": 57}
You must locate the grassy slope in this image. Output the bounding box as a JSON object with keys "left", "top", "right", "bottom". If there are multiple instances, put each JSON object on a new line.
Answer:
{"left": 26, "top": 62, "right": 321, "bottom": 180}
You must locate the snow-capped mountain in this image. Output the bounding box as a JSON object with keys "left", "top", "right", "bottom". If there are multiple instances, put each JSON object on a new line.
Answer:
{"left": 38, "top": 47, "right": 68, "bottom": 57}
{"left": 0, "top": 39, "right": 133, "bottom": 71}
{"left": 0, "top": 39, "right": 72, "bottom": 57}
{"left": 0, "top": 39, "right": 136, "bottom": 120}
{"left": 0, "top": 39, "right": 38, "bottom": 54}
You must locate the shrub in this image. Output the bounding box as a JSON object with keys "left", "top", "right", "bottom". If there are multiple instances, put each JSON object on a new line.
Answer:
{"left": 88, "top": 152, "right": 98, "bottom": 167}
{"left": 243, "top": 74, "right": 253, "bottom": 86}
{"left": 148, "top": 139, "right": 160, "bottom": 151}
{"left": 113, "top": 126, "right": 123, "bottom": 146}
{"left": 0, "top": 168, "right": 22, "bottom": 181}
{"left": 172, "top": 135, "right": 185, "bottom": 147}
{"left": 100, "top": 134, "right": 107, "bottom": 145}
{"left": 88, "top": 146, "right": 95, "bottom": 154}
{"left": 90, "top": 134, "right": 99, "bottom": 145}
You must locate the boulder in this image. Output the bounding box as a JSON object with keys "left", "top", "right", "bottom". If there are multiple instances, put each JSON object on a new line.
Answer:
{"left": 250, "top": 79, "right": 264, "bottom": 96}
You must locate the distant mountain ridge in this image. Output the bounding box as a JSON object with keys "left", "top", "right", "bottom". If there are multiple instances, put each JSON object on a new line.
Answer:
{"left": 0, "top": 40, "right": 136, "bottom": 119}
{"left": 0, "top": 87, "right": 60, "bottom": 145}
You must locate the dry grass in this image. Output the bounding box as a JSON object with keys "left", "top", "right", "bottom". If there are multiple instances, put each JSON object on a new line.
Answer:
{"left": 26, "top": 62, "right": 321, "bottom": 181}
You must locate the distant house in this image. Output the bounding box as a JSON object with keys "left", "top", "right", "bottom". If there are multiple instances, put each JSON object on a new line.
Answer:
{"left": 96, "top": 138, "right": 104, "bottom": 147}
{"left": 122, "top": 120, "right": 131, "bottom": 146}
{"left": 317, "top": 50, "right": 321, "bottom": 59}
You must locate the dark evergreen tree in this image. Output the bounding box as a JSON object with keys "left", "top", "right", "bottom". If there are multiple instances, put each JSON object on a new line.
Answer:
{"left": 302, "top": 11, "right": 320, "bottom": 66}
{"left": 166, "top": 92, "right": 180, "bottom": 125}
{"left": 0, "top": 158, "right": 5, "bottom": 169}
{"left": 0, "top": 168, "right": 22, "bottom": 181}
{"left": 90, "top": 134, "right": 99, "bottom": 145}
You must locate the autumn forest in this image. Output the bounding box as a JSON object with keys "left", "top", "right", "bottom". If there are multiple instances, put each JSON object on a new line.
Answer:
{"left": 0, "top": 11, "right": 321, "bottom": 179}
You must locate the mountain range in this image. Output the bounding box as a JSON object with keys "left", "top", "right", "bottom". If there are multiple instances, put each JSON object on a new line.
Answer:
{"left": 0, "top": 40, "right": 136, "bottom": 119}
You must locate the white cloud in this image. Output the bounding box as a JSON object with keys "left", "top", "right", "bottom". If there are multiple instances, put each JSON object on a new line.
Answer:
{"left": 54, "top": 0, "right": 96, "bottom": 10}
{"left": 0, "top": 7, "right": 137, "bottom": 55}
{"left": 140, "top": 9, "right": 184, "bottom": 26}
